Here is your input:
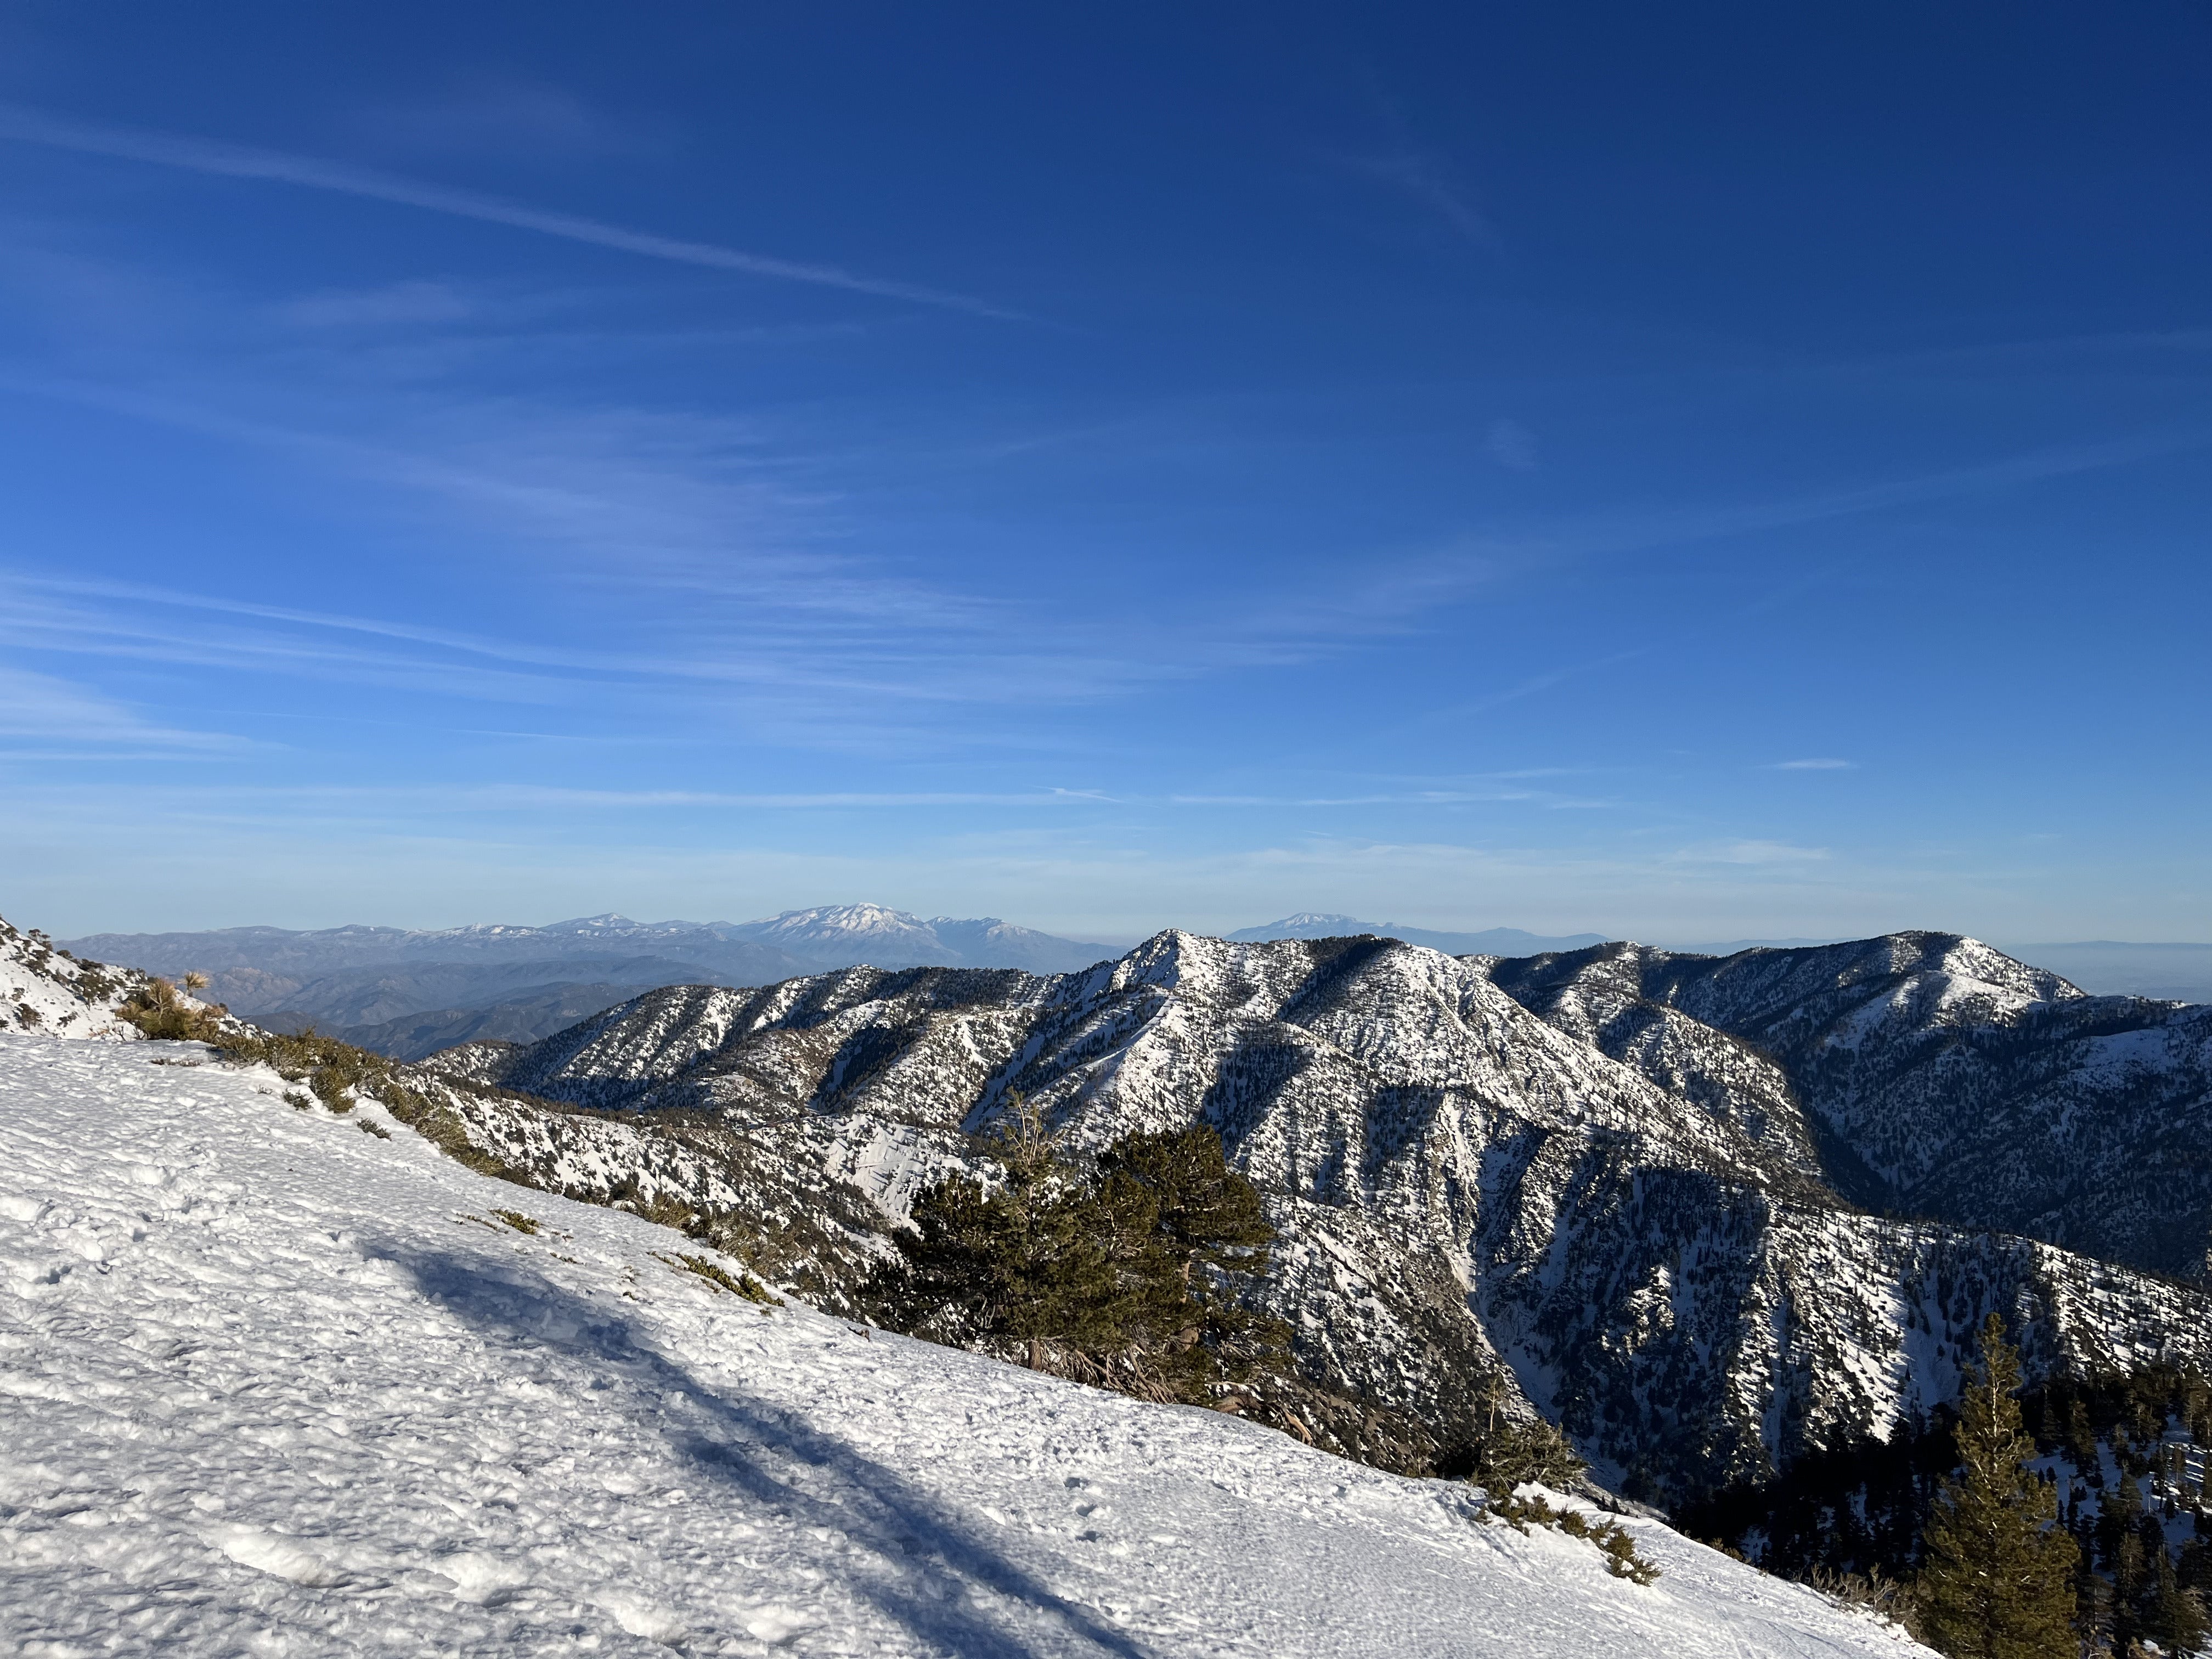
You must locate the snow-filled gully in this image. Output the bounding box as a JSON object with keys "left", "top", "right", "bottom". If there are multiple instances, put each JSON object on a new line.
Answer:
{"left": 1, "top": 1034, "right": 1922, "bottom": 1656}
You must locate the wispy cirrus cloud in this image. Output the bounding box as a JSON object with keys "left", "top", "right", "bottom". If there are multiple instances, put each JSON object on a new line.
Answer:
{"left": 347, "top": 77, "right": 663, "bottom": 163}
{"left": 1671, "top": 839, "right": 1831, "bottom": 866}
{"left": 1264, "top": 419, "right": 2212, "bottom": 668}
{"left": 0, "top": 100, "right": 1020, "bottom": 319}
{"left": 0, "top": 371, "right": 989, "bottom": 627}
{"left": 1167, "top": 786, "right": 1613, "bottom": 810}
{"left": 1341, "top": 149, "right": 1501, "bottom": 250}
{"left": 280, "top": 280, "right": 478, "bottom": 329}
{"left": 0, "top": 570, "right": 996, "bottom": 716}
{"left": 0, "top": 665, "right": 243, "bottom": 756}
{"left": 22, "top": 781, "right": 1116, "bottom": 813}
{"left": 1773, "top": 758, "right": 1855, "bottom": 770}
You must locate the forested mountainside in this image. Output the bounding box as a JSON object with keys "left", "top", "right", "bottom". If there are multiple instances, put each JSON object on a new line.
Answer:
{"left": 1681, "top": 1362, "right": 2212, "bottom": 1656}
{"left": 1484, "top": 933, "right": 2212, "bottom": 1279}
{"left": 444, "top": 928, "right": 2212, "bottom": 1504}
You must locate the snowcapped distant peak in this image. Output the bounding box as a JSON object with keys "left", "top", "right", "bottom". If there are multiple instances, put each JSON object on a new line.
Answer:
{"left": 754, "top": 904, "right": 927, "bottom": 935}
{"left": 1273, "top": 912, "right": 1364, "bottom": 928}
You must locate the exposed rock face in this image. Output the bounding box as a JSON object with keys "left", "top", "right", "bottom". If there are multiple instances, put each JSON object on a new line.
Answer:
{"left": 450, "top": 929, "right": 2212, "bottom": 1501}
{"left": 1485, "top": 932, "right": 2212, "bottom": 1281}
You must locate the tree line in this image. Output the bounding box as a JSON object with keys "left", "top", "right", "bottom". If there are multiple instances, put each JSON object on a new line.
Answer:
{"left": 1687, "top": 1314, "right": 2210, "bottom": 1657}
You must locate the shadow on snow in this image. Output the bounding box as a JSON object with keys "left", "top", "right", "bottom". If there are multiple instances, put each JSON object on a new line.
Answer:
{"left": 388, "top": 1246, "right": 1155, "bottom": 1659}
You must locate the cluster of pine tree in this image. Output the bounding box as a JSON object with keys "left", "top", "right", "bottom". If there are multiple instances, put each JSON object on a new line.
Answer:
{"left": 1683, "top": 1315, "right": 2212, "bottom": 1657}
{"left": 2041, "top": 1369, "right": 2212, "bottom": 1656}
{"left": 866, "top": 1095, "right": 1293, "bottom": 1408}
{"left": 1434, "top": 1372, "right": 1587, "bottom": 1493}
{"left": 1675, "top": 1412, "right": 1956, "bottom": 1579}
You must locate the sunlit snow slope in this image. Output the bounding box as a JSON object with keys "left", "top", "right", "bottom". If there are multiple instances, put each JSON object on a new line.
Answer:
{"left": 0, "top": 1032, "right": 1924, "bottom": 1657}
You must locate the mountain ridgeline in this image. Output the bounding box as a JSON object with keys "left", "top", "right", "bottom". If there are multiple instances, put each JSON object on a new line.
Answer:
{"left": 61, "top": 905, "right": 1119, "bottom": 1058}
{"left": 1485, "top": 934, "right": 2212, "bottom": 1281}
{"left": 416, "top": 926, "right": 2212, "bottom": 1505}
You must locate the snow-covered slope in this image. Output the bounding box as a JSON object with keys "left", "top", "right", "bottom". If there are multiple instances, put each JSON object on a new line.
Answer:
{"left": 1487, "top": 933, "right": 2212, "bottom": 1278}
{"left": 1472, "top": 941, "right": 1827, "bottom": 1184}
{"left": 452, "top": 931, "right": 2212, "bottom": 1502}
{"left": 728, "top": 902, "right": 949, "bottom": 962}
{"left": 0, "top": 1030, "right": 1925, "bottom": 1658}
{"left": 2, "top": 914, "right": 149, "bottom": 1039}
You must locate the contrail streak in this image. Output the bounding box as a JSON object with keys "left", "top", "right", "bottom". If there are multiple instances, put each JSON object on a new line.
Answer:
{"left": 0, "top": 101, "right": 1022, "bottom": 319}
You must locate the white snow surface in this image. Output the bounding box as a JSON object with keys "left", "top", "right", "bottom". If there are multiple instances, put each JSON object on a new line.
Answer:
{"left": 0, "top": 1032, "right": 1925, "bottom": 1658}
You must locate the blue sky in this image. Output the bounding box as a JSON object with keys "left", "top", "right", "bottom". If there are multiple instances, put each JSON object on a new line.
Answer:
{"left": 3, "top": 3, "right": 2209, "bottom": 943}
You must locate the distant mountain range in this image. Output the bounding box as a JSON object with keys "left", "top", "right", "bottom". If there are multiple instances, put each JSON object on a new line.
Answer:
{"left": 61, "top": 905, "right": 2212, "bottom": 1063}
{"left": 1227, "top": 913, "right": 1609, "bottom": 956}
{"left": 726, "top": 904, "right": 1113, "bottom": 974}
{"left": 61, "top": 905, "right": 1116, "bottom": 1056}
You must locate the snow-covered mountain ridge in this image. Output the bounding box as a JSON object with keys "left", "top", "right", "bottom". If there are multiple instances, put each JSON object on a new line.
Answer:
{"left": 1229, "top": 913, "right": 1608, "bottom": 955}
{"left": 0, "top": 1025, "right": 1927, "bottom": 1657}
{"left": 724, "top": 904, "right": 1114, "bottom": 973}
{"left": 443, "top": 928, "right": 2212, "bottom": 1503}
{"left": 1484, "top": 932, "right": 2212, "bottom": 1279}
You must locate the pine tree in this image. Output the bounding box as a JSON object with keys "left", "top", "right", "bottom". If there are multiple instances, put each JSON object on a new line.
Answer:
{"left": 2113, "top": 1531, "right": 2148, "bottom": 1653}
{"left": 2102, "top": 1470, "right": 2147, "bottom": 1578}
{"left": 883, "top": 1092, "right": 1130, "bottom": 1364}
{"left": 2066, "top": 1395, "right": 2099, "bottom": 1472}
{"left": 1096, "top": 1125, "right": 1273, "bottom": 1276}
{"left": 877, "top": 1104, "right": 1286, "bottom": 1394}
{"left": 1918, "top": 1313, "right": 2081, "bottom": 1659}
{"left": 1460, "top": 1369, "right": 1583, "bottom": 1492}
{"left": 1094, "top": 1124, "right": 1286, "bottom": 1383}
{"left": 2146, "top": 1548, "right": 2210, "bottom": 1658}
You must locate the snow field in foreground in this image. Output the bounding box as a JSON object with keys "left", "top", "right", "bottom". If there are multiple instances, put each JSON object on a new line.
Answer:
{"left": 0, "top": 1034, "right": 1927, "bottom": 1657}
